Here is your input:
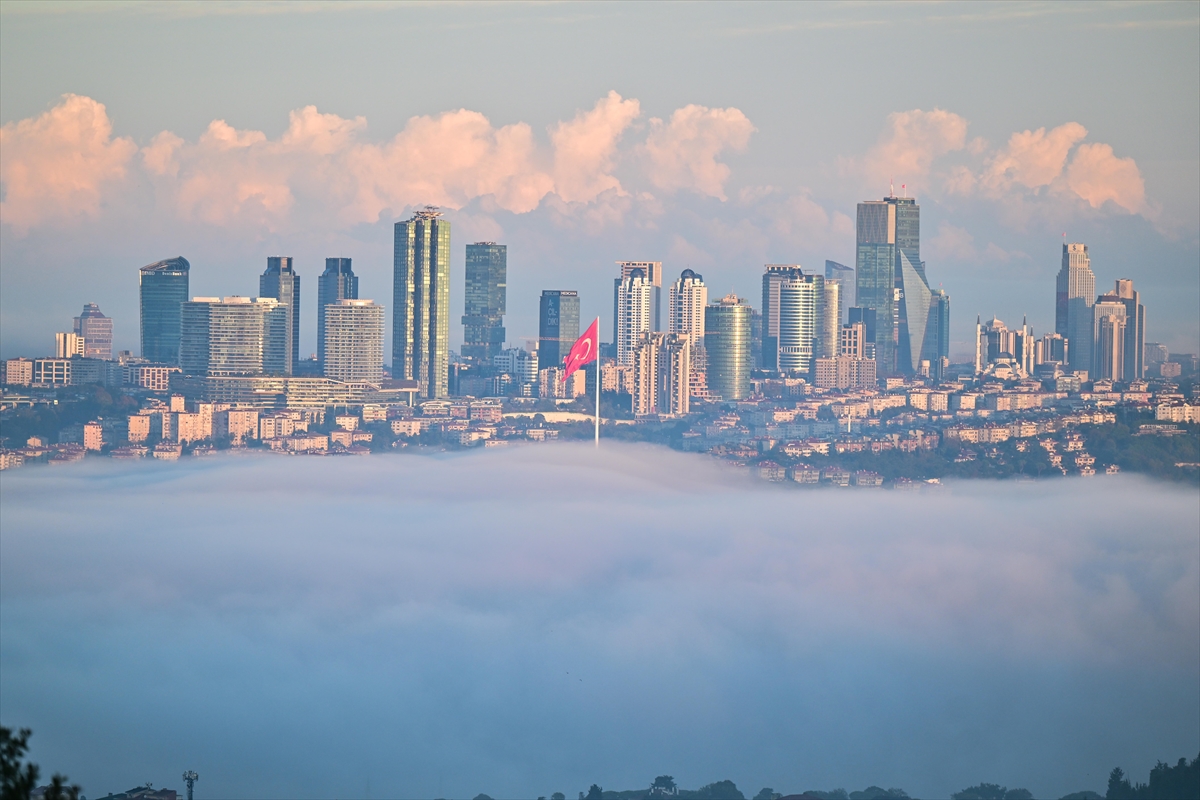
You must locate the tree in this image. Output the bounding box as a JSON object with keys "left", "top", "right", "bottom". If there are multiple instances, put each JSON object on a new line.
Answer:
{"left": 552, "top": 794, "right": 566, "bottom": 800}
{"left": 1106, "top": 768, "right": 1134, "bottom": 800}
{"left": 753, "top": 790, "right": 779, "bottom": 800}
{"left": 587, "top": 785, "right": 603, "bottom": 800}
{"left": 952, "top": 785, "right": 1006, "bottom": 800}
{"left": 697, "top": 781, "right": 745, "bottom": 800}
{"left": 1, "top": 728, "right": 39, "bottom": 800}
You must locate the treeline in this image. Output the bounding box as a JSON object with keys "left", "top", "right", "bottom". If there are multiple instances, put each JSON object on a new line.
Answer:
{"left": 1106, "top": 755, "right": 1200, "bottom": 799}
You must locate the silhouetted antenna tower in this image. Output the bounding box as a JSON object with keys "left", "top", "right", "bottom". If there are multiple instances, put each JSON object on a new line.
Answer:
{"left": 183, "top": 771, "right": 199, "bottom": 800}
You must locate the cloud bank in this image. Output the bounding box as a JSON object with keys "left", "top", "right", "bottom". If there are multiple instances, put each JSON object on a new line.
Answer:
{"left": 1, "top": 444, "right": 1196, "bottom": 798}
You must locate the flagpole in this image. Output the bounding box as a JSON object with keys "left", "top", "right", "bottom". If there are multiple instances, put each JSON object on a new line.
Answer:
{"left": 594, "top": 316, "right": 601, "bottom": 447}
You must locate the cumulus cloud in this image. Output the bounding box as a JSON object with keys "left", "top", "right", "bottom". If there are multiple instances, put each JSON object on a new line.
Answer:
{"left": 0, "top": 94, "right": 137, "bottom": 233}
{"left": 640, "top": 105, "right": 755, "bottom": 200}
{"left": 984, "top": 122, "right": 1088, "bottom": 191}
{"left": 1, "top": 446, "right": 1195, "bottom": 797}
{"left": 1066, "top": 141, "right": 1148, "bottom": 214}
{"left": 855, "top": 108, "right": 969, "bottom": 191}
{"left": 549, "top": 90, "right": 641, "bottom": 203}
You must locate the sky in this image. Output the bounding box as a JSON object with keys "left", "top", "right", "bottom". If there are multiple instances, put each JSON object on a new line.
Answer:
{"left": 1, "top": 445, "right": 1198, "bottom": 797}
{"left": 1, "top": 1, "right": 1198, "bottom": 363}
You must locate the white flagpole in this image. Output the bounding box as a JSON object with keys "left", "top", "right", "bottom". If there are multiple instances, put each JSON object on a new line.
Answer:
{"left": 594, "top": 316, "right": 601, "bottom": 447}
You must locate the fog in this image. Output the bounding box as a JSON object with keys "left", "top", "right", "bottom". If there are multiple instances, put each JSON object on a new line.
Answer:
{"left": 1, "top": 443, "right": 1197, "bottom": 798}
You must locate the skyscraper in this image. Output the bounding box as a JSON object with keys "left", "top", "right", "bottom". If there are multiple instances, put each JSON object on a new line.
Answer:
{"left": 616, "top": 269, "right": 653, "bottom": 366}
{"left": 259, "top": 256, "right": 300, "bottom": 372}
{"left": 1113, "top": 279, "right": 1145, "bottom": 380}
{"left": 630, "top": 332, "right": 692, "bottom": 417}
{"left": 825, "top": 260, "right": 855, "bottom": 319}
{"left": 668, "top": 269, "right": 707, "bottom": 338}
{"left": 323, "top": 299, "right": 385, "bottom": 384}
{"left": 615, "top": 261, "right": 662, "bottom": 332}
{"left": 1092, "top": 293, "right": 1128, "bottom": 381}
{"left": 855, "top": 195, "right": 926, "bottom": 375}
{"left": 462, "top": 242, "right": 507, "bottom": 362}
{"left": 538, "top": 290, "right": 580, "bottom": 371}
{"left": 139, "top": 257, "right": 190, "bottom": 364}
{"left": 761, "top": 265, "right": 830, "bottom": 375}
{"left": 704, "top": 295, "right": 751, "bottom": 401}
{"left": 394, "top": 207, "right": 451, "bottom": 399}
{"left": 317, "top": 258, "right": 358, "bottom": 368}
{"left": 74, "top": 303, "right": 113, "bottom": 360}
{"left": 924, "top": 289, "right": 951, "bottom": 378}
{"left": 1056, "top": 243, "right": 1095, "bottom": 374}
{"left": 180, "top": 297, "right": 288, "bottom": 376}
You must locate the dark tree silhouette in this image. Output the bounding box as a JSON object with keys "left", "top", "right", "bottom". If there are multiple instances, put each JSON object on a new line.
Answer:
{"left": 1, "top": 728, "right": 39, "bottom": 800}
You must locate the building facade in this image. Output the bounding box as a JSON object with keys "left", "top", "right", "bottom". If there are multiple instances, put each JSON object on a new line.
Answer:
{"left": 259, "top": 256, "right": 300, "bottom": 371}
{"left": 615, "top": 261, "right": 662, "bottom": 332}
{"left": 180, "top": 297, "right": 289, "bottom": 377}
{"left": 704, "top": 295, "right": 752, "bottom": 401}
{"left": 616, "top": 269, "right": 653, "bottom": 366}
{"left": 55, "top": 332, "right": 85, "bottom": 359}
{"left": 394, "top": 207, "right": 451, "bottom": 399}
{"left": 317, "top": 257, "right": 358, "bottom": 368}
{"left": 140, "top": 257, "right": 190, "bottom": 365}
{"left": 825, "top": 260, "right": 855, "bottom": 318}
{"left": 1113, "top": 279, "right": 1145, "bottom": 380}
{"left": 323, "top": 299, "right": 384, "bottom": 384}
{"left": 538, "top": 290, "right": 580, "bottom": 372}
{"left": 462, "top": 242, "right": 507, "bottom": 362}
{"left": 1055, "top": 243, "right": 1095, "bottom": 374}
{"left": 74, "top": 303, "right": 113, "bottom": 360}
{"left": 762, "top": 266, "right": 834, "bottom": 375}
{"left": 1092, "top": 294, "right": 1128, "bottom": 381}
{"left": 668, "top": 269, "right": 707, "bottom": 338}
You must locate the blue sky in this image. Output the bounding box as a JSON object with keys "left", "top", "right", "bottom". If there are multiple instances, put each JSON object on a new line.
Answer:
{"left": 1, "top": 1, "right": 1197, "bottom": 359}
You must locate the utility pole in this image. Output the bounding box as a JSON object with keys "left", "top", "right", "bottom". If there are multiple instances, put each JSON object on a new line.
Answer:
{"left": 182, "top": 771, "right": 199, "bottom": 800}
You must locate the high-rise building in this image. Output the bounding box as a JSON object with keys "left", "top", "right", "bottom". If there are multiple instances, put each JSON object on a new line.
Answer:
{"left": 394, "top": 207, "right": 451, "bottom": 399}
{"left": 616, "top": 269, "right": 653, "bottom": 366}
{"left": 462, "top": 243, "right": 507, "bottom": 362}
{"left": 1113, "top": 279, "right": 1145, "bottom": 380}
{"left": 1092, "top": 293, "right": 1128, "bottom": 381}
{"left": 925, "top": 289, "right": 951, "bottom": 377}
{"left": 761, "top": 265, "right": 830, "bottom": 374}
{"left": 669, "top": 269, "right": 707, "bottom": 337}
{"left": 495, "top": 347, "right": 539, "bottom": 387}
{"left": 704, "top": 295, "right": 751, "bottom": 401}
{"left": 180, "top": 297, "right": 288, "bottom": 377}
{"left": 323, "top": 299, "right": 384, "bottom": 384}
{"left": 856, "top": 195, "right": 927, "bottom": 375}
{"left": 317, "top": 258, "right": 358, "bottom": 368}
{"left": 538, "top": 291, "right": 580, "bottom": 372}
{"left": 74, "top": 303, "right": 113, "bottom": 360}
{"left": 1037, "top": 333, "right": 1069, "bottom": 367}
{"left": 54, "top": 332, "right": 85, "bottom": 358}
{"left": 630, "top": 332, "right": 691, "bottom": 417}
{"left": 825, "top": 260, "right": 855, "bottom": 318}
{"left": 140, "top": 257, "right": 190, "bottom": 364}
{"left": 615, "top": 261, "right": 662, "bottom": 332}
{"left": 1056, "top": 243, "right": 1095, "bottom": 374}
{"left": 259, "top": 257, "right": 300, "bottom": 372}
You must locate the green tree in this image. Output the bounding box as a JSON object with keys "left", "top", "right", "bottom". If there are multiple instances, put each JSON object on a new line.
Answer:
{"left": 697, "top": 781, "right": 745, "bottom": 800}
{"left": 587, "top": 785, "right": 604, "bottom": 800}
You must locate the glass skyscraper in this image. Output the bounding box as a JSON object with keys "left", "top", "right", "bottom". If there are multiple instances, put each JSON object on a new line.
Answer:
{"left": 74, "top": 303, "right": 113, "bottom": 360}
{"left": 139, "top": 256, "right": 190, "bottom": 364}
{"left": 394, "top": 207, "right": 451, "bottom": 399}
{"left": 825, "top": 259, "right": 855, "bottom": 317}
{"left": 1055, "top": 243, "right": 1095, "bottom": 374}
{"left": 180, "top": 296, "right": 288, "bottom": 377}
{"left": 260, "top": 256, "right": 300, "bottom": 372}
{"left": 704, "top": 295, "right": 751, "bottom": 401}
{"left": 462, "top": 242, "right": 507, "bottom": 362}
{"left": 538, "top": 290, "right": 580, "bottom": 371}
{"left": 317, "top": 258, "right": 358, "bottom": 368}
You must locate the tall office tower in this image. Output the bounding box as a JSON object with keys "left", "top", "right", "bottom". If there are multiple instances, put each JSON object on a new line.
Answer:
{"left": 1092, "top": 293, "right": 1127, "bottom": 380}
{"left": 669, "top": 269, "right": 707, "bottom": 337}
{"left": 74, "top": 303, "right": 113, "bottom": 360}
{"left": 630, "top": 333, "right": 691, "bottom": 417}
{"left": 704, "top": 295, "right": 751, "bottom": 401}
{"left": 924, "top": 289, "right": 950, "bottom": 378}
{"left": 856, "top": 194, "right": 924, "bottom": 375}
{"left": 1113, "top": 279, "right": 1145, "bottom": 380}
{"left": 180, "top": 297, "right": 288, "bottom": 377}
{"left": 1055, "top": 243, "right": 1095, "bottom": 374}
{"left": 1037, "top": 333, "right": 1068, "bottom": 366}
{"left": 615, "top": 261, "right": 662, "bottom": 332}
{"left": 761, "top": 265, "right": 825, "bottom": 374}
{"left": 616, "top": 269, "right": 653, "bottom": 366}
{"left": 55, "top": 332, "right": 85, "bottom": 358}
{"left": 139, "top": 256, "right": 190, "bottom": 364}
{"left": 825, "top": 260, "right": 855, "bottom": 318}
{"left": 462, "top": 242, "right": 507, "bottom": 362}
{"left": 631, "top": 332, "right": 662, "bottom": 417}
{"left": 317, "top": 258, "right": 358, "bottom": 368}
{"left": 538, "top": 290, "right": 581, "bottom": 371}
{"left": 259, "top": 256, "right": 300, "bottom": 372}
{"left": 394, "top": 208, "right": 451, "bottom": 399}
{"left": 820, "top": 279, "right": 840, "bottom": 360}
{"left": 323, "top": 299, "right": 385, "bottom": 384}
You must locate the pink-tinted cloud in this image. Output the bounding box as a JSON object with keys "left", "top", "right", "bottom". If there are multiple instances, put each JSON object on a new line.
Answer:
{"left": 0, "top": 94, "right": 137, "bottom": 234}
{"left": 640, "top": 105, "right": 755, "bottom": 200}
{"left": 856, "top": 108, "right": 969, "bottom": 190}
{"left": 984, "top": 122, "right": 1088, "bottom": 191}
{"left": 1066, "top": 141, "right": 1147, "bottom": 214}
{"left": 549, "top": 91, "right": 641, "bottom": 203}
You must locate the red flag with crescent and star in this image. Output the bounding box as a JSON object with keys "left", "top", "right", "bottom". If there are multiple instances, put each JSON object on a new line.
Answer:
{"left": 561, "top": 317, "right": 599, "bottom": 381}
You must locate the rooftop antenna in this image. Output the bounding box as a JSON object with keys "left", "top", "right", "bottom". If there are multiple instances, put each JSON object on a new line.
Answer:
{"left": 183, "top": 771, "right": 199, "bottom": 800}
{"left": 902, "top": 183, "right": 906, "bottom": 199}
{"left": 890, "top": 178, "right": 894, "bottom": 197}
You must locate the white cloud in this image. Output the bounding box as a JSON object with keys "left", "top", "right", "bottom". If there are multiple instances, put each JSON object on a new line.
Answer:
{"left": 1066, "top": 141, "right": 1148, "bottom": 215}
{"left": 548, "top": 90, "right": 641, "bottom": 204}
{"left": 984, "top": 122, "right": 1088, "bottom": 191}
{"left": 0, "top": 94, "right": 137, "bottom": 234}
{"left": 640, "top": 104, "right": 755, "bottom": 200}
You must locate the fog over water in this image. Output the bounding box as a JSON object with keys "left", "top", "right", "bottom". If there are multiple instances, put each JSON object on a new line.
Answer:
{"left": 1, "top": 443, "right": 1197, "bottom": 798}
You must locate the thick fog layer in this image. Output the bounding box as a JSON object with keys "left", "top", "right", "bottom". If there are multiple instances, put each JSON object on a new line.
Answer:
{"left": 1, "top": 444, "right": 1197, "bottom": 798}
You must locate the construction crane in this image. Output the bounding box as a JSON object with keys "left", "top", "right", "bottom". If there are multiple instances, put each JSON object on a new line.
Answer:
{"left": 182, "top": 771, "right": 199, "bottom": 800}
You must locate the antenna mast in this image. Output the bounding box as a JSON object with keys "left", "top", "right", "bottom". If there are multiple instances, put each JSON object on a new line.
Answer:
{"left": 183, "top": 771, "right": 199, "bottom": 800}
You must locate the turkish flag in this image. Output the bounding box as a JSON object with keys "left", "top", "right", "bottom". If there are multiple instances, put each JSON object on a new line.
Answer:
{"left": 561, "top": 317, "right": 599, "bottom": 381}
